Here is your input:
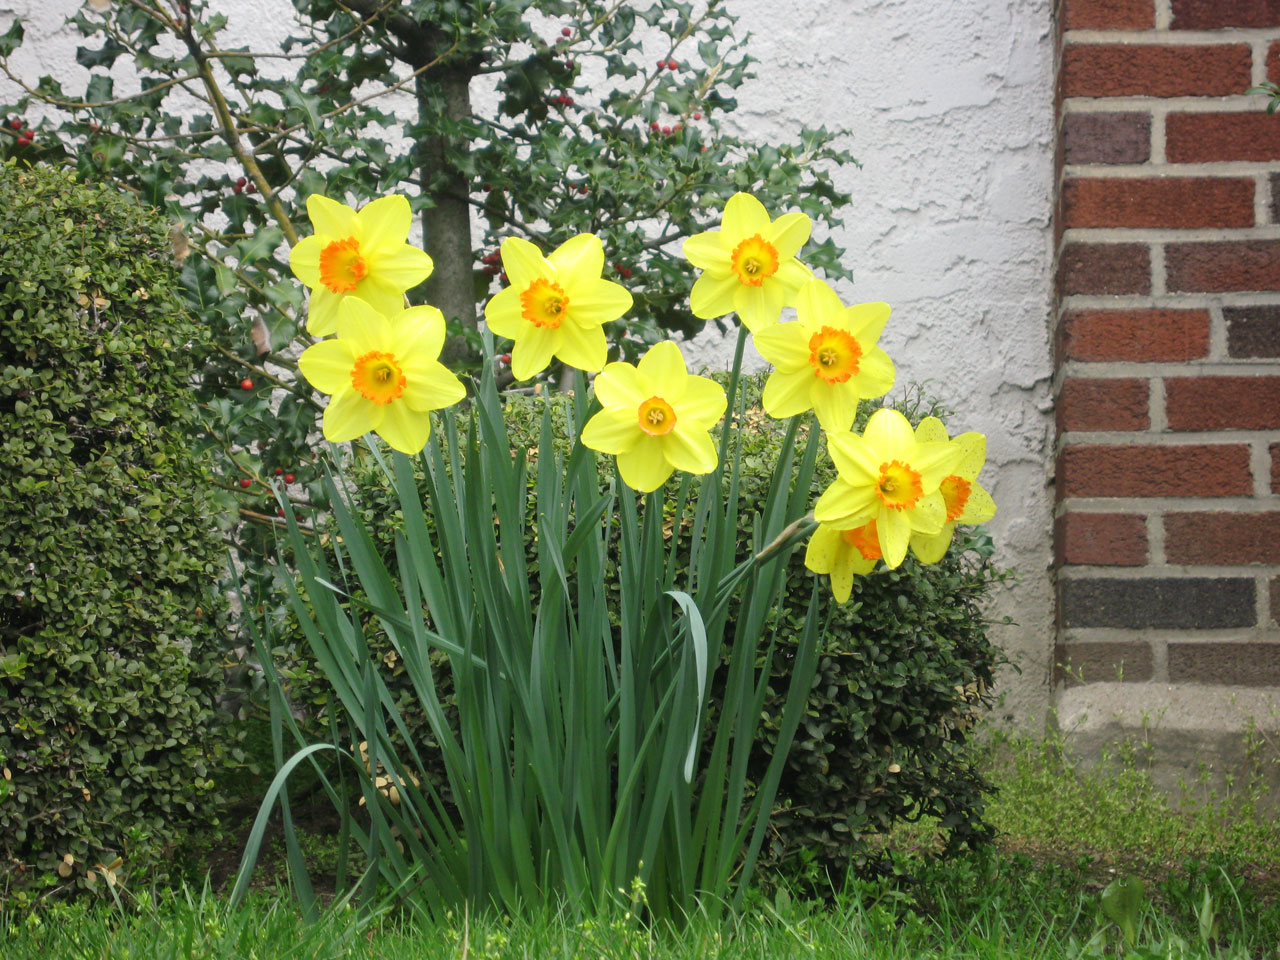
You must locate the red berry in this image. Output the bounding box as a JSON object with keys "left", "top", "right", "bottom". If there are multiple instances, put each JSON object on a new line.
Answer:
{"left": 621, "top": 266, "right": 632, "bottom": 278}
{"left": 236, "top": 176, "right": 246, "bottom": 187}
{"left": 674, "top": 123, "right": 683, "bottom": 132}
{"left": 240, "top": 378, "right": 254, "bottom": 390}
{"left": 650, "top": 121, "right": 660, "bottom": 131}
{"left": 500, "top": 353, "right": 512, "bottom": 363}
{"left": 284, "top": 473, "right": 296, "bottom": 484}
{"left": 278, "top": 508, "right": 285, "bottom": 517}
{"left": 239, "top": 478, "right": 252, "bottom": 488}
{"left": 565, "top": 96, "right": 574, "bottom": 106}
{"left": 247, "top": 183, "right": 256, "bottom": 194}
{"left": 22, "top": 129, "right": 32, "bottom": 139}
{"left": 483, "top": 182, "right": 492, "bottom": 191}
{"left": 233, "top": 183, "right": 243, "bottom": 194}
{"left": 578, "top": 184, "right": 588, "bottom": 194}
{"left": 274, "top": 467, "right": 283, "bottom": 475}
{"left": 693, "top": 112, "right": 702, "bottom": 120}
{"left": 656, "top": 59, "right": 666, "bottom": 68}
{"left": 500, "top": 271, "right": 509, "bottom": 283}
{"left": 16, "top": 137, "right": 29, "bottom": 147}
{"left": 561, "top": 26, "right": 571, "bottom": 36}
{"left": 8, "top": 119, "right": 21, "bottom": 130}
{"left": 661, "top": 125, "right": 671, "bottom": 135}
{"left": 667, "top": 60, "right": 678, "bottom": 71}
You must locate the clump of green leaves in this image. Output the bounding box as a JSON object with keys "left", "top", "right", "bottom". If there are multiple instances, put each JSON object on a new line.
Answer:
{"left": 0, "top": 162, "right": 232, "bottom": 902}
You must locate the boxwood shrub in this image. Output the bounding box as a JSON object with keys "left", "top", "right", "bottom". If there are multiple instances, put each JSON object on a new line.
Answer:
{"left": 0, "top": 162, "right": 230, "bottom": 901}
{"left": 259, "top": 378, "right": 1009, "bottom": 884}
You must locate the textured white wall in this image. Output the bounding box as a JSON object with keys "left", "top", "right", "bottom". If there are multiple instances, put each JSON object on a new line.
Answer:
{"left": 1, "top": 0, "right": 1057, "bottom": 725}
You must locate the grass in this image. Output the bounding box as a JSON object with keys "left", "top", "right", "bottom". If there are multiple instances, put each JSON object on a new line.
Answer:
{"left": 5, "top": 729, "right": 1279, "bottom": 959}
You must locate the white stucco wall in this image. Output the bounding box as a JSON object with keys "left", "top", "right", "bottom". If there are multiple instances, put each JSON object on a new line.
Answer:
{"left": 1, "top": 0, "right": 1058, "bottom": 726}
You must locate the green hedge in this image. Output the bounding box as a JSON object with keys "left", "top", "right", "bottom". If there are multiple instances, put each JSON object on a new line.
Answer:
{"left": 257, "top": 379, "right": 1009, "bottom": 884}
{"left": 0, "top": 162, "right": 231, "bottom": 902}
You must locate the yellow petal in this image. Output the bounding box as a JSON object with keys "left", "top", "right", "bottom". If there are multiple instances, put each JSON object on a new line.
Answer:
{"left": 690, "top": 270, "right": 739, "bottom": 320}
{"left": 396, "top": 305, "right": 447, "bottom": 362}
{"left": 307, "top": 287, "right": 343, "bottom": 337}
{"left": 581, "top": 408, "right": 641, "bottom": 455}
{"left": 953, "top": 432, "right": 988, "bottom": 480}
{"left": 290, "top": 235, "right": 324, "bottom": 288}
{"left": 484, "top": 285, "right": 524, "bottom": 339}
{"left": 910, "top": 525, "right": 954, "bottom": 565}
{"left": 914, "top": 417, "right": 950, "bottom": 445}
{"left": 753, "top": 320, "right": 809, "bottom": 371}
{"left": 322, "top": 389, "right": 376, "bottom": 443}
{"left": 844, "top": 301, "right": 892, "bottom": 343}
{"left": 811, "top": 382, "right": 860, "bottom": 434}
{"left": 957, "top": 482, "right": 997, "bottom": 524}
{"left": 663, "top": 423, "right": 718, "bottom": 475}
{"left": 879, "top": 509, "right": 911, "bottom": 569}
{"left": 500, "top": 236, "right": 550, "bottom": 290}
{"left": 814, "top": 479, "right": 877, "bottom": 526}
{"left": 825, "top": 433, "right": 880, "bottom": 485}
{"left": 676, "top": 375, "right": 727, "bottom": 427}
{"left": 547, "top": 233, "right": 604, "bottom": 282}
{"left": 862, "top": 408, "right": 915, "bottom": 456}
{"left": 375, "top": 400, "right": 434, "bottom": 454}
{"left": 298, "top": 339, "right": 355, "bottom": 395}
{"left": 337, "top": 297, "right": 392, "bottom": 350}
{"left": 557, "top": 321, "right": 608, "bottom": 373}
{"left": 636, "top": 342, "right": 688, "bottom": 403}
{"left": 510, "top": 323, "right": 558, "bottom": 380}
{"left": 593, "top": 362, "right": 645, "bottom": 410}
{"left": 911, "top": 491, "right": 947, "bottom": 535}
{"left": 804, "top": 524, "right": 842, "bottom": 575}
{"left": 617, "top": 435, "right": 673, "bottom": 492}
{"left": 722, "top": 192, "right": 770, "bottom": 242}
{"left": 796, "top": 277, "right": 842, "bottom": 327}
{"left": 767, "top": 211, "right": 811, "bottom": 262}
{"left": 761, "top": 368, "right": 814, "bottom": 420}
{"left": 854, "top": 348, "right": 896, "bottom": 399}
{"left": 566, "top": 278, "right": 632, "bottom": 327}
{"left": 733, "top": 281, "right": 785, "bottom": 333}
{"left": 352, "top": 279, "right": 405, "bottom": 317}
{"left": 371, "top": 245, "right": 433, "bottom": 290}
{"left": 307, "top": 194, "right": 358, "bottom": 239}
{"left": 828, "top": 549, "right": 856, "bottom": 604}
{"left": 774, "top": 259, "right": 813, "bottom": 301}
{"left": 683, "top": 231, "right": 731, "bottom": 271}
{"left": 357, "top": 194, "right": 412, "bottom": 255}
{"left": 915, "top": 442, "right": 966, "bottom": 493}
{"left": 401, "top": 358, "right": 465, "bottom": 413}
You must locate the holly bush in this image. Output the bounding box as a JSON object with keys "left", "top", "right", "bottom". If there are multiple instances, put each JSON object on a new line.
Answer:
{"left": 0, "top": 162, "right": 232, "bottom": 902}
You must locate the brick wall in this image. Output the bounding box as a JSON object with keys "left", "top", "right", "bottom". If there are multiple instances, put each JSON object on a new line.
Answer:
{"left": 1053, "top": 0, "right": 1280, "bottom": 690}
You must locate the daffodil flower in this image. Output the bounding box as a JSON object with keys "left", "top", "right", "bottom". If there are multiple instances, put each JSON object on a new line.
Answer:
{"left": 484, "top": 233, "right": 633, "bottom": 380}
{"left": 290, "top": 194, "right": 434, "bottom": 336}
{"left": 813, "top": 408, "right": 964, "bottom": 569}
{"left": 682, "top": 192, "right": 812, "bottom": 332}
{"left": 804, "top": 519, "right": 882, "bottom": 603}
{"left": 908, "top": 418, "right": 997, "bottom": 563}
{"left": 580, "top": 341, "right": 727, "bottom": 493}
{"left": 754, "top": 278, "right": 896, "bottom": 432}
{"left": 297, "top": 297, "right": 465, "bottom": 455}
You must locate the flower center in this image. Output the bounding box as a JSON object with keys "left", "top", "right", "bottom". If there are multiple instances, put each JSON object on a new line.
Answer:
{"left": 318, "top": 236, "right": 368, "bottom": 294}
{"left": 841, "top": 520, "right": 882, "bottom": 562}
{"left": 729, "top": 234, "right": 780, "bottom": 287}
{"left": 876, "top": 460, "right": 923, "bottom": 511}
{"left": 350, "top": 350, "right": 407, "bottom": 405}
{"left": 637, "top": 396, "right": 677, "bottom": 436}
{"left": 939, "top": 475, "right": 971, "bottom": 522}
{"left": 807, "top": 326, "right": 863, "bottom": 384}
{"left": 519, "top": 278, "right": 570, "bottom": 329}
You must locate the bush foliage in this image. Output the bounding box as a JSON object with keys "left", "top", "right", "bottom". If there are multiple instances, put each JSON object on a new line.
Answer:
{"left": 0, "top": 162, "right": 231, "bottom": 900}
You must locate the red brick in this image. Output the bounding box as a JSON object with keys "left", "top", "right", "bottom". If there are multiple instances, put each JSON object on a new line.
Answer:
{"left": 1058, "top": 243, "right": 1151, "bottom": 296}
{"left": 1061, "top": 112, "right": 1151, "bottom": 165}
{"left": 1064, "top": 0, "right": 1155, "bottom": 30}
{"left": 1168, "top": 643, "right": 1280, "bottom": 686}
{"left": 1167, "top": 113, "right": 1280, "bottom": 163}
{"left": 1055, "top": 641, "right": 1154, "bottom": 686}
{"left": 1061, "top": 44, "right": 1251, "bottom": 98}
{"left": 1165, "top": 376, "right": 1280, "bottom": 430}
{"left": 1272, "top": 575, "right": 1280, "bottom": 624}
{"left": 1166, "top": 512, "right": 1280, "bottom": 564}
{"left": 1057, "top": 444, "right": 1252, "bottom": 498}
{"left": 1058, "top": 378, "right": 1149, "bottom": 431}
{"left": 1055, "top": 512, "right": 1149, "bottom": 565}
{"left": 1062, "top": 177, "right": 1253, "bottom": 229}
{"left": 1269, "top": 40, "right": 1280, "bottom": 84}
{"left": 1225, "top": 306, "right": 1280, "bottom": 359}
{"left": 1166, "top": 241, "right": 1280, "bottom": 293}
{"left": 1171, "top": 0, "right": 1280, "bottom": 30}
{"left": 1272, "top": 443, "right": 1280, "bottom": 493}
{"left": 1058, "top": 309, "right": 1209, "bottom": 362}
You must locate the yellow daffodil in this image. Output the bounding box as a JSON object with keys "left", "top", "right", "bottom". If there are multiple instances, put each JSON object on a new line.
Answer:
{"left": 908, "top": 418, "right": 997, "bottom": 563}
{"left": 290, "top": 194, "right": 434, "bottom": 337}
{"left": 484, "top": 233, "right": 633, "bottom": 380}
{"left": 804, "top": 519, "right": 882, "bottom": 603}
{"left": 754, "top": 278, "right": 896, "bottom": 432}
{"left": 813, "top": 408, "right": 964, "bottom": 569}
{"left": 297, "top": 297, "right": 464, "bottom": 454}
{"left": 682, "top": 192, "right": 812, "bottom": 332}
{"left": 581, "top": 341, "right": 727, "bottom": 493}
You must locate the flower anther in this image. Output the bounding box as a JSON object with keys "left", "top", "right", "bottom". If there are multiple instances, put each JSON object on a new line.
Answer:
{"left": 729, "top": 234, "right": 780, "bottom": 287}
{"left": 520, "top": 278, "right": 570, "bottom": 329}
{"left": 940, "top": 474, "right": 972, "bottom": 522}
{"left": 807, "top": 326, "right": 863, "bottom": 384}
{"left": 841, "top": 520, "right": 882, "bottom": 562}
{"left": 319, "top": 237, "right": 368, "bottom": 294}
{"left": 350, "top": 350, "right": 407, "bottom": 405}
{"left": 637, "top": 396, "right": 677, "bottom": 436}
{"left": 876, "top": 460, "right": 923, "bottom": 511}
